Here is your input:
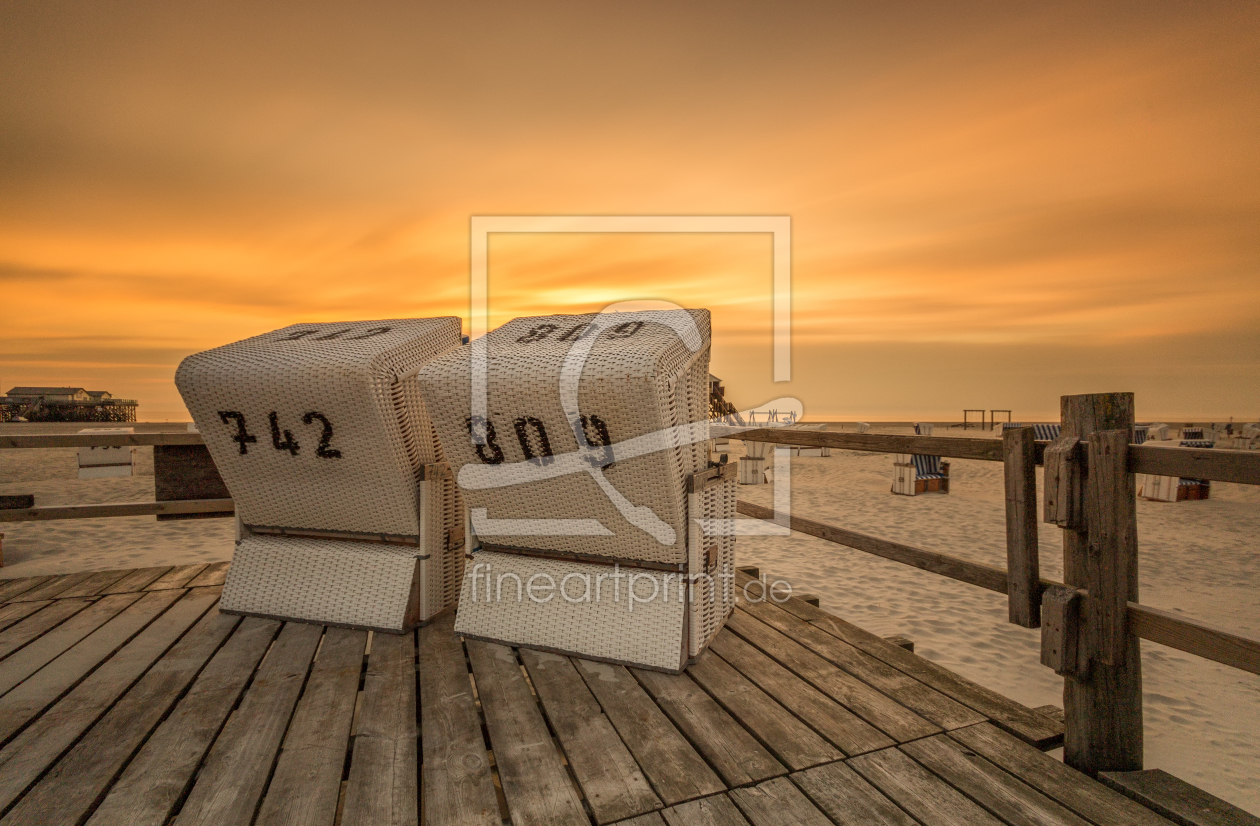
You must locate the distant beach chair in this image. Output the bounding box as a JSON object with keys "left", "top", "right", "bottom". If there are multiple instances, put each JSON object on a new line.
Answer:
{"left": 1032, "top": 424, "right": 1061, "bottom": 441}
{"left": 1147, "top": 423, "right": 1170, "bottom": 440}
{"left": 1181, "top": 427, "right": 1205, "bottom": 440}
{"left": 76, "top": 428, "right": 136, "bottom": 479}
{"left": 785, "top": 423, "right": 830, "bottom": 457}
{"left": 891, "top": 453, "right": 950, "bottom": 496}
{"left": 740, "top": 438, "right": 776, "bottom": 483}
{"left": 1133, "top": 425, "right": 1148, "bottom": 445}
{"left": 1179, "top": 439, "right": 1215, "bottom": 449}
{"left": 854, "top": 421, "right": 871, "bottom": 434}
{"left": 1001, "top": 422, "right": 1023, "bottom": 432}
{"left": 914, "top": 422, "right": 934, "bottom": 436}
{"left": 1139, "top": 433, "right": 1214, "bottom": 502}
{"left": 175, "top": 317, "right": 466, "bottom": 633}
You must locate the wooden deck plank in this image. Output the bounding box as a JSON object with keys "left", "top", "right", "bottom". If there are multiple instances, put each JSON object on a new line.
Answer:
{"left": 735, "top": 595, "right": 986, "bottom": 730}
{"left": 146, "top": 564, "right": 210, "bottom": 591}
{"left": 1098, "top": 769, "right": 1260, "bottom": 826}
{"left": 729, "top": 776, "right": 835, "bottom": 826}
{"left": 185, "top": 561, "right": 230, "bottom": 588}
{"left": 659, "top": 793, "right": 751, "bottom": 826}
{"left": 172, "top": 620, "right": 322, "bottom": 826}
{"left": 523, "top": 648, "right": 662, "bottom": 823}
{"left": 0, "top": 599, "right": 91, "bottom": 662}
{"left": 901, "top": 734, "right": 1093, "bottom": 826}
{"left": 707, "top": 628, "right": 894, "bottom": 757}
{"left": 0, "top": 576, "right": 54, "bottom": 604}
{"left": 576, "top": 658, "right": 725, "bottom": 806}
{"left": 724, "top": 609, "right": 940, "bottom": 742}
{"left": 466, "top": 640, "right": 587, "bottom": 825}
{"left": 0, "top": 593, "right": 141, "bottom": 697}
{"left": 0, "top": 600, "right": 52, "bottom": 635}
{"left": 419, "top": 615, "right": 500, "bottom": 826}
{"left": 84, "top": 617, "right": 280, "bottom": 826}
{"left": 9, "top": 572, "right": 95, "bottom": 602}
{"left": 256, "top": 627, "right": 366, "bottom": 826}
{"left": 683, "top": 650, "right": 843, "bottom": 771}
{"left": 54, "top": 569, "right": 131, "bottom": 598}
{"left": 341, "top": 630, "right": 420, "bottom": 826}
{"left": 809, "top": 611, "right": 1064, "bottom": 748}
{"left": 848, "top": 747, "right": 1007, "bottom": 826}
{"left": 0, "top": 589, "right": 228, "bottom": 822}
{"left": 791, "top": 761, "right": 919, "bottom": 825}
{"left": 0, "top": 588, "right": 183, "bottom": 743}
{"left": 633, "top": 663, "right": 786, "bottom": 787}
{"left": 615, "top": 813, "right": 667, "bottom": 826}
{"left": 948, "top": 723, "right": 1177, "bottom": 826}
{"left": 99, "top": 566, "right": 174, "bottom": 594}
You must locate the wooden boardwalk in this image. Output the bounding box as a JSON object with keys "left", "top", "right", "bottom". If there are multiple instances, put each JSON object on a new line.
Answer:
{"left": 0, "top": 565, "right": 1183, "bottom": 826}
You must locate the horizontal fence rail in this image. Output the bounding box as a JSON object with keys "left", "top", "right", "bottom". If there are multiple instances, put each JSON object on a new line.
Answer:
{"left": 737, "top": 500, "right": 1260, "bottom": 676}
{"left": 0, "top": 499, "right": 235, "bottom": 522}
{"left": 0, "top": 432, "right": 204, "bottom": 449}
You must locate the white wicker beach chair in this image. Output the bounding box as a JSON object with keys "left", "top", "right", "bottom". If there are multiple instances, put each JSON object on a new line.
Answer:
{"left": 416, "top": 309, "right": 736, "bottom": 672}
{"left": 175, "top": 318, "right": 465, "bottom": 632}
{"left": 77, "top": 428, "right": 137, "bottom": 479}
{"left": 891, "top": 453, "right": 950, "bottom": 496}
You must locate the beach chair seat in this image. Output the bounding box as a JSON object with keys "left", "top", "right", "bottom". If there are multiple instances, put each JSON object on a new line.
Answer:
{"left": 1179, "top": 439, "right": 1215, "bottom": 449}
{"left": 1032, "top": 423, "right": 1061, "bottom": 441}
{"left": 891, "top": 453, "right": 950, "bottom": 495}
{"left": 417, "top": 309, "right": 736, "bottom": 672}
{"left": 175, "top": 317, "right": 465, "bottom": 632}
{"left": 1180, "top": 427, "right": 1205, "bottom": 440}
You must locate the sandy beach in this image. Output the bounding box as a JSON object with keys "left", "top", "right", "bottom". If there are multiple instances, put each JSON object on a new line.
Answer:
{"left": 2, "top": 420, "right": 1258, "bottom": 813}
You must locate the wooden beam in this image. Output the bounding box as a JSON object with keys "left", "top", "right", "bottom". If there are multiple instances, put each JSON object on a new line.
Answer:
{"left": 736, "top": 429, "right": 1003, "bottom": 462}
{"left": 0, "top": 499, "right": 235, "bottom": 522}
{"left": 1040, "top": 585, "right": 1081, "bottom": 676}
{"left": 1128, "top": 444, "right": 1260, "bottom": 486}
{"left": 735, "top": 500, "right": 1009, "bottom": 594}
{"left": 0, "top": 432, "right": 203, "bottom": 450}
{"left": 1003, "top": 427, "right": 1040, "bottom": 628}
{"left": 1130, "top": 603, "right": 1260, "bottom": 677}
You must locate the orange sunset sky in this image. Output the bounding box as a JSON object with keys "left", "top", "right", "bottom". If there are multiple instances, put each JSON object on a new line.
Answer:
{"left": 2, "top": 2, "right": 1258, "bottom": 421}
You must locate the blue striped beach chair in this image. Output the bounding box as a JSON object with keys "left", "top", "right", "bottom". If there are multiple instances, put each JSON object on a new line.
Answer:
{"left": 891, "top": 453, "right": 950, "bottom": 495}
{"left": 1133, "top": 425, "right": 1148, "bottom": 445}
{"left": 1179, "top": 439, "right": 1215, "bottom": 449}
{"left": 1181, "top": 427, "right": 1205, "bottom": 440}
{"left": 1032, "top": 424, "right": 1061, "bottom": 441}
{"left": 1001, "top": 422, "right": 1023, "bottom": 432}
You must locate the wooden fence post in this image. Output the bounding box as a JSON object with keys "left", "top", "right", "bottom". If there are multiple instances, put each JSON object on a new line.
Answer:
{"left": 1046, "top": 393, "right": 1143, "bottom": 776}
{"left": 1003, "top": 426, "right": 1040, "bottom": 627}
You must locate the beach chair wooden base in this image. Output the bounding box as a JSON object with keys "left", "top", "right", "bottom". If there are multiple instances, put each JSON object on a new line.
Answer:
{"left": 1138, "top": 475, "right": 1211, "bottom": 502}
{"left": 220, "top": 534, "right": 453, "bottom": 633}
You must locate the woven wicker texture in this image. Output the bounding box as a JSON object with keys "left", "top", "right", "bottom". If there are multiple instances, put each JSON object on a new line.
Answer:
{"left": 455, "top": 550, "right": 689, "bottom": 671}
{"left": 418, "top": 309, "right": 711, "bottom": 566}
{"left": 176, "top": 318, "right": 461, "bottom": 537}
{"left": 221, "top": 535, "right": 426, "bottom": 632}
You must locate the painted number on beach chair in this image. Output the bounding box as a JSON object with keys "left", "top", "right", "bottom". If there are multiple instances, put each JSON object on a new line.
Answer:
{"left": 513, "top": 320, "right": 645, "bottom": 344}
{"left": 274, "top": 326, "right": 392, "bottom": 342}
{"left": 217, "top": 410, "right": 342, "bottom": 459}
{"left": 465, "top": 413, "right": 615, "bottom": 467}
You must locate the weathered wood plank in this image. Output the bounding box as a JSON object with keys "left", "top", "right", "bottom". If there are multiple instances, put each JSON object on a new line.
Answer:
{"left": 683, "top": 649, "right": 842, "bottom": 771}
{"left": 617, "top": 814, "right": 668, "bottom": 826}
{"left": 633, "top": 662, "right": 786, "bottom": 786}
{"left": 9, "top": 572, "right": 95, "bottom": 602}
{"left": 848, "top": 747, "right": 1006, "bottom": 826}
{"left": 342, "top": 630, "right": 420, "bottom": 826}
{"left": 791, "top": 761, "right": 918, "bottom": 825}
{"left": 0, "top": 432, "right": 203, "bottom": 450}
{"left": 0, "top": 593, "right": 141, "bottom": 696}
{"left": 419, "top": 615, "right": 500, "bottom": 826}
{"left": 1098, "top": 769, "right": 1260, "bottom": 826}
{"left": 523, "top": 648, "right": 661, "bottom": 823}
{"left": 901, "top": 735, "right": 1092, "bottom": 826}
{"left": 256, "top": 627, "right": 366, "bottom": 826}
{"left": 0, "top": 576, "right": 54, "bottom": 604}
{"left": 0, "top": 599, "right": 91, "bottom": 662}
{"left": 738, "top": 429, "right": 1003, "bottom": 461}
{"left": 576, "top": 658, "right": 725, "bottom": 806}
{"left": 805, "top": 610, "right": 1063, "bottom": 749}
{"left": 172, "top": 621, "right": 323, "bottom": 826}
{"left": 729, "top": 776, "right": 834, "bottom": 826}
{"left": 736, "top": 500, "right": 1010, "bottom": 593}
{"left": 84, "top": 617, "right": 280, "bottom": 826}
{"left": 0, "top": 600, "right": 53, "bottom": 635}
{"left": 949, "top": 723, "right": 1175, "bottom": 826}
{"left": 1129, "top": 603, "right": 1260, "bottom": 676}
{"left": 146, "top": 563, "right": 210, "bottom": 591}
{"left": 1129, "top": 444, "right": 1260, "bottom": 486}
{"left": 724, "top": 609, "right": 941, "bottom": 742}
{"left": 99, "top": 566, "right": 175, "bottom": 594}
{"left": 52, "top": 569, "right": 130, "bottom": 598}
{"left": 707, "top": 629, "right": 894, "bottom": 756}
{"left": 0, "top": 588, "right": 222, "bottom": 818}
{"left": 659, "top": 794, "right": 751, "bottom": 826}
{"left": 0, "top": 499, "right": 235, "bottom": 523}
{"left": 1005, "top": 426, "right": 1042, "bottom": 627}
{"left": 185, "top": 561, "right": 230, "bottom": 588}
{"left": 467, "top": 641, "right": 587, "bottom": 825}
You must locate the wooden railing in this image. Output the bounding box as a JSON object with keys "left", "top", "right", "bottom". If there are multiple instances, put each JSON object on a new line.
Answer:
{"left": 5, "top": 400, "right": 1260, "bottom": 777}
